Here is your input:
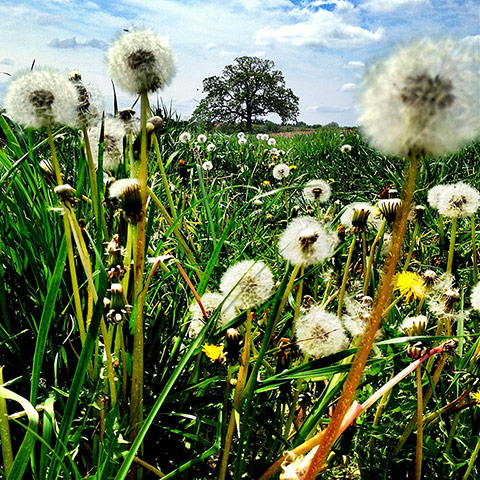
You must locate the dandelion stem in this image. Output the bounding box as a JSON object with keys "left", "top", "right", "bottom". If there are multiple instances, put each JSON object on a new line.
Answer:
{"left": 415, "top": 367, "right": 423, "bottom": 480}
{"left": 337, "top": 233, "right": 357, "bottom": 318}
{"left": 472, "top": 216, "right": 478, "bottom": 283}
{"left": 363, "top": 219, "right": 386, "bottom": 295}
{"left": 303, "top": 152, "right": 419, "bottom": 480}
{"left": 446, "top": 216, "right": 457, "bottom": 275}
{"left": 462, "top": 434, "right": 480, "bottom": 480}
{"left": 403, "top": 221, "right": 420, "bottom": 272}
{"left": 0, "top": 367, "right": 13, "bottom": 477}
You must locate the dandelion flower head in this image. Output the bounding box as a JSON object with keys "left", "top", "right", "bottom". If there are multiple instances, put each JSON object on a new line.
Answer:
{"left": 359, "top": 38, "right": 480, "bottom": 156}
{"left": 400, "top": 315, "right": 428, "bottom": 336}
{"left": 471, "top": 283, "right": 480, "bottom": 313}
{"left": 179, "top": 131, "right": 191, "bottom": 143}
{"left": 268, "top": 137, "right": 276, "bottom": 146}
{"left": 107, "top": 28, "right": 175, "bottom": 94}
{"left": 278, "top": 216, "right": 338, "bottom": 267}
{"left": 6, "top": 68, "right": 78, "bottom": 129}
{"left": 220, "top": 259, "right": 274, "bottom": 311}
{"left": 273, "top": 163, "right": 290, "bottom": 180}
{"left": 206, "top": 143, "right": 216, "bottom": 152}
{"left": 395, "top": 271, "right": 426, "bottom": 302}
{"left": 202, "top": 343, "right": 226, "bottom": 363}
{"left": 69, "top": 71, "right": 103, "bottom": 128}
{"left": 303, "top": 179, "right": 331, "bottom": 204}
{"left": 197, "top": 133, "right": 207, "bottom": 143}
{"left": 88, "top": 116, "right": 125, "bottom": 171}
{"left": 295, "top": 306, "right": 348, "bottom": 358}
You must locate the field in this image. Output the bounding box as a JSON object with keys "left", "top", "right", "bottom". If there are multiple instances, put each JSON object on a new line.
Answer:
{"left": 0, "top": 102, "right": 479, "bottom": 480}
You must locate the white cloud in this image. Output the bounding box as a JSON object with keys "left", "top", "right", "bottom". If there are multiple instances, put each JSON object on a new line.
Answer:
{"left": 346, "top": 60, "right": 364, "bottom": 68}
{"left": 306, "top": 104, "right": 352, "bottom": 113}
{"left": 205, "top": 41, "right": 217, "bottom": 50}
{"left": 340, "top": 82, "right": 356, "bottom": 91}
{"left": 0, "top": 58, "right": 14, "bottom": 66}
{"left": 49, "top": 37, "right": 108, "bottom": 49}
{"left": 255, "top": 7, "right": 384, "bottom": 48}
{"left": 361, "top": 0, "right": 429, "bottom": 13}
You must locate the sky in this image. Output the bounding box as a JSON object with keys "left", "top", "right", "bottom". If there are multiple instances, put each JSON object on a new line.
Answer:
{"left": 0, "top": 0, "right": 478, "bottom": 126}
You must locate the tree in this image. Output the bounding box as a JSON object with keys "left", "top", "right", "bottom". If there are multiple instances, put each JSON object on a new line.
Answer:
{"left": 193, "top": 56, "right": 299, "bottom": 131}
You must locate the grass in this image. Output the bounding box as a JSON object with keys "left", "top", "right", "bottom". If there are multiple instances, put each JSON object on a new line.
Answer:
{"left": 0, "top": 111, "right": 479, "bottom": 480}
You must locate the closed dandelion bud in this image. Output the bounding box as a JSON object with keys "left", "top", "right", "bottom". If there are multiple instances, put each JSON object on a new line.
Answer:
{"left": 108, "top": 178, "right": 143, "bottom": 224}
{"left": 106, "top": 234, "right": 123, "bottom": 267}
{"left": 39, "top": 158, "right": 55, "bottom": 178}
{"left": 340, "top": 202, "right": 381, "bottom": 232}
{"left": 422, "top": 269, "right": 438, "bottom": 288}
{"left": 178, "top": 158, "right": 190, "bottom": 180}
{"left": 377, "top": 198, "right": 402, "bottom": 223}
{"left": 147, "top": 115, "right": 163, "bottom": 131}
{"left": 225, "top": 328, "right": 242, "bottom": 364}
{"left": 351, "top": 208, "right": 371, "bottom": 233}
{"left": 408, "top": 341, "right": 429, "bottom": 360}
{"left": 106, "top": 283, "right": 132, "bottom": 324}
{"left": 54, "top": 184, "right": 76, "bottom": 204}
{"left": 412, "top": 205, "right": 426, "bottom": 223}
{"left": 337, "top": 223, "right": 346, "bottom": 242}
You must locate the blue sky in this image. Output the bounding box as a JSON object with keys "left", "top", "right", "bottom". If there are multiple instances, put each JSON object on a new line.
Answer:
{"left": 0, "top": 0, "right": 478, "bottom": 126}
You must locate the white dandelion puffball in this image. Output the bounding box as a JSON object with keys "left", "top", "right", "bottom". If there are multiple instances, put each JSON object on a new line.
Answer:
{"left": 237, "top": 131, "right": 245, "bottom": 139}
{"left": 69, "top": 71, "right": 103, "bottom": 128}
{"left": 238, "top": 137, "right": 247, "bottom": 146}
{"left": 427, "top": 184, "right": 447, "bottom": 210}
{"left": 295, "top": 307, "right": 348, "bottom": 358}
{"left": 303, "top": 179, "right": 331, "bottom": 203}
{"left": 273, "top": 163, "right": 290, "bottom": 180}
{"left": 206, "top": 143, "right": 216, "bottom": 152}
{"left": 88, "top": 116, "right": 126, "bottom": 171}
{"left": 340, "top": 202, "right": 382, "bottom": 231}
{"left": 261, "top": 133, "right": 269, "bottom": 141}
{"left": 340, "top": 144, "right": 352, "bottom": 153}
{"left": 108, "top": 178, "right": 140, "bottom": 198}
{"left": 220, "top": 259, "right": 275, "bottom": 311}
{"left": 107, "top": 29, "right": 175, "bottom": 94}
{"left": 278, "top": 216, "right": 338, "bottom": 267}
{"left": 179, "top": 131, "right": 191, "bottom": 143}
{"left": 197, "top": 134, "right": 207, "bottom": 143}
{"left": 471, "top": 284, "right": 480, "bottom": 313}
{"left": 436, "top": 182, "right": 480, "bottom": 218}
{"left": 5, "top": 68, "right": 78, "bottom": 129}
{"left": 359, "top": 38, "right": 480, "bottom": 156}
{"left": 202, "top": 161, "right": 213, "bottom": 171}
{"left": 400, "top": 315, "right": 428, "bottom": 333}
{"left": 256, "top": 133, "right": 263, "bottom": 140}
{"left": 268, "top": 137, "right": 276, "bottom": 146}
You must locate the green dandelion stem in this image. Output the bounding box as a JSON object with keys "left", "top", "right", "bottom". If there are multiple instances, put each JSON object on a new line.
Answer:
{"left": 363, "top": 218, "right": 386, "bottom": 296}
{"left": 472, "top": 215, "right": 478, "bottom": 283}
{"left": 462, "top": 434, "right": 480, "bottom": 480}
{"left": 46, "top": 126, "right": 63, "bottom": 185}
{"left": 361, "top": 231, "right": 367, "bottom": 275}
{"left": 446, "top": 216, "right": 457, "bottom": 275}
{"left": 303, "top": 152, "right": 419, "bottom": 480}
{"left": 130, "top": 91, "right": 149, "bottom": 443}
{"left": 403, "top": 221, "right": 420, "bottom": 272}
{"left": 100, "top": 319, "right": 117, "bottom": 407}
{"left": 0, "top": 367, "right": 13, "bottom": 477}
{"left": 338, "top": 233, "right": 357, "bottom": 319}
{"left": 415, "top": 367, "right": 423, "bottom": 480}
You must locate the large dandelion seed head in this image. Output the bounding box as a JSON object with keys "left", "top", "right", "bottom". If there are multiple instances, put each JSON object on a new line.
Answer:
{"left": 295, "top": 306, "right": 348, "bottom": 358}
{"left": 107, "top": 29, "right": 176, "bottom": 94}
{"left": 359, "top": 38, "right": 480, "bottom": 156}
{"left": 436, "top": 182, "right": 480, "bottom": 218}
{"left": 303, "top": 179, "right": 331, "bottom": 204}
{"left": 88, "top": 116, "right": 126, "bottom": 171}
{"left": 69, "top": 71, "right": 103, "bottom": 128}
{"left": 220, "top": 260, "right": 275, "bottom": 311}
{"left": 278, "top": 217, "right": 338, "bottom": 267}
{"left": 5, "top": 68, "right": 78, "bottom": 129}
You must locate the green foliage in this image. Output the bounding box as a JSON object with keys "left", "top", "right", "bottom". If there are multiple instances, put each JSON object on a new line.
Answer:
{"left": 192, "top": 56, "right": 299, "bottom": 131}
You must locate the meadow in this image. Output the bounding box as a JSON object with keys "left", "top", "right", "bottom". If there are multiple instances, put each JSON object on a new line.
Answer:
{"left": 0, "top": 31, "right": 479, "bottom": 480}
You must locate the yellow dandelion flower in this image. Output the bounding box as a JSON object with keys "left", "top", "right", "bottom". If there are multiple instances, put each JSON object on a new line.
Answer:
{"left": 471, "top": 391, "right": 480, "bottom": 405}
{"left": 395, "top": 272, "right": 426, "bottom": 302}
{"left": 263, "top": 180, "right": 271, "bottom": 187}
{"left": 289, "top": 165, "right": 297, "bottom": 170}
{"left": 202, "top": 343, "right": 226, "bottom": 363}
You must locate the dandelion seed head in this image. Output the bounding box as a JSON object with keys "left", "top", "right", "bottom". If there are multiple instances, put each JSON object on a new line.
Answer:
{"left": 436, "top": 182, "right": 480, "bottom": 218}
{"left": 220, "top": 260, "right": 274, "bottom": 311}
{"left": 107, "top": 29, "right": 175, "bottom": 94}
{"left": 206, "top": 142, "right": 216, "bottom": 152}
{"left": 6, "top": 68, "right": 78, "bottom": 129}
{"left": 202, "top": 160, "right": 213, "bottom": 171}
{"left": 273, "top": 163, "right": 290, "bottom": 180}
{"left": 278, "top": 216, "right": 338, "bottom": 267}
{"left": 295, "top": 307, "right": 348, "bottom": 358}
{"left": 268, "top": 137, "right": 276, "bottom": 146}
{"left": 238, "top": 137, "right": 247, "bottom": 146}
{"left": 340, "top": 144, "right": 352, "bottom": 153}
{"left": 303, "top": 179, "right": 331, "bottom": 204}
{"left": 69, "top": 72, "right": 103, "bottom": 128}
{"left": 471, "top": 284, "right": 480, "bottom": 313}
{"left": 179, "top": 131, "right": 191, "bottom": 143}
{"left": 340, "top": 202, "right": 381, "bottom": 232}
{"left": 197, "top": 134, "right": 207, "bottom": 143}
{"left": 88, "top": 116, "right": 125, "bottom": 171}
{"left": 261, "top": 133, "right": 269, "bottom": 141}
{"left": 359, "top": 38, "right": 480, "bottom": 156}
{"left": 400, "top": 315, "right": 428, "bottom": 336}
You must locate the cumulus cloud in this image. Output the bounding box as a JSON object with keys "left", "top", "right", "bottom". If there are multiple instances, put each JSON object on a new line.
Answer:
{"left": 340, "top": 82, "right": 357, "bottom": 91}
{"left": 205, "top": 41, "right": 217, "bottom": 50}
{"left": 48, "top": 37, "right": 108, "bottom": 50}
{"left": 254, "top": 6, "right": 384, "bottom": 48}
{"left": 0, "top": 58, "right": 14, "bottom": 66}
{"left": 361, "top": 0, "right": 429, "bottom": 13}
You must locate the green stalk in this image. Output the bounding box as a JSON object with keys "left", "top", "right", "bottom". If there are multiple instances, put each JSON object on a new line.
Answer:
{"left": 337, "top": 233, "right": 357, "bottom": 319}
{"left": 462, "top": 435, "right": 480, "bottom": 480}
{"left": 472, "top": 216, "right": 478, "bottom": 283}
{"left": 130, "top": 91, "right": 149, "bottom": 443}
{"left": 363, "top": 219, "right": 387, "bottom": 295}
{"left": 0, "top": 367, "right": 13, "bottom": 477}
{"left": 446, "top": 216, "right": 457, "bottom": 275}
{"left": 303, "top": 153, "right": 419, "bottom": 480}
{"left": 415, "top": 367, "right": 423, "bottom": 480}
{"left": 403, "top": 221, "right": 420, "bottom": 272}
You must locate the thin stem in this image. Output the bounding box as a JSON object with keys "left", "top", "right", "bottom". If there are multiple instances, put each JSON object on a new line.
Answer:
{"left": 100, "top": 319, "right": 117, "bottom": 407}
{"left": 0, "top": 367, "right": 13, "bottom": 477}
{"left": 46, "top": 126, "right": 63, "bottom": 185}
{"left": 415, "top": 367, "right": 423, "bottom": 480}
{"left": 462, "top": 435, "right": 480, "bottom": 480}
{"left": 363, "top": 219, "right": 387, "bottom": 295}
{"left": 446, "top": 216, "right": 457, "bottom": 275}
{"left": 403, "top": 221, "right": 420, "bottom": 272}
{"left": 472, "top": 216, "right": 478, "bottom": 283}
{"left": 304, "top": 153, "right": 419, "bottom": 480}
{"left": 337, "top": 233, "right": 357, "bottom": 318}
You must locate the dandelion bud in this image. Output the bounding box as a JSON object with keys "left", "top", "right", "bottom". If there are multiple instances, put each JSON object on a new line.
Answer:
{"left": 225, "top": 328, "right": 242, "bottom": 364}
{"left": 411, "top": 204, "right": 426, "bottom": 223}
{"left": 422, "top": 269, "right": 438, "bottom": 288}
{"left": 108, "top": 178, "right": 143, "bottom": 224}
{"left": 106, "top": 283, "right": 131, "bottom": 324}
{"left": 408, "top": 341, "right": 429, "bottom": 360}
{"left": 377, "top": 198, "right": 402, "bottom": 223}
{"left": 54, "top": 184, "right": 76, "bottom": 203}
{"left": 351, "top": 208, "right": 371, "bottom": 233}
{"left": 69, "top": 71, "right": 102, "bottom": 128}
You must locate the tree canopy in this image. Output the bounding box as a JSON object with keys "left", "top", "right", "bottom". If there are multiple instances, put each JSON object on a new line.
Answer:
{"left": 193, "top": 56, "right": 299, "bottom": 131}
